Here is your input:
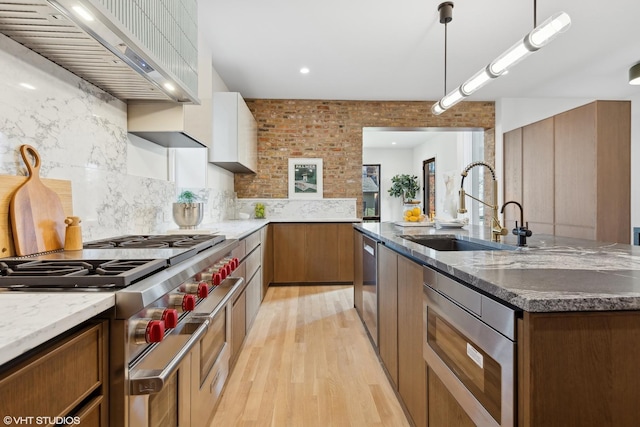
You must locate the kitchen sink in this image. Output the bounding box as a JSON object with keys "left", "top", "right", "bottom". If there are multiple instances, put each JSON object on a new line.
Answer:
{"left": 398, "top": 235, "right": 510, "bottom": 251}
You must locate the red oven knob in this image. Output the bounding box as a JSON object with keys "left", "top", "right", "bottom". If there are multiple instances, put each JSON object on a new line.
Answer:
{"left": 169, "top": 293, "right": 197, "bottom": 311}
{"left": 225, "top": 263, "right": 232, "bottom": 275}
{"left": 146, "top": 320, "right": 165, "bottom": 343}
{"left": 147, "top": 308, "right": 179, "bottom": 329}
{"left": 212, "top": 272, "right": 222, "bottom": 286}
{"left": 180, "top": 281, "right": 209, "bottom": 298}
{"left": 182, "top": 294, "right": 196, "bottom": 311}
{"left": 196, "top": 281, "right": 209, "bottom": 298}
{"left": 232, "top": 258, "right": 239, "bottom": 269}
{"left": 162, "top": 309, "right": 179, "bottom": 329}
{"left": 134, "top": 319, "right": 165, "bottom": 344}
{"left": 218, "top": 267, "right": 228, "bottom": 280}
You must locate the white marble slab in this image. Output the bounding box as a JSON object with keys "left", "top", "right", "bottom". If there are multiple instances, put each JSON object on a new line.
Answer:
{"left": 0, "top": 292, "right": 115, "bottom": 365}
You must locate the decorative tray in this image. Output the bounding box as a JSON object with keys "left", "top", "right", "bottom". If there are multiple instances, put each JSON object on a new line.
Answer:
{"left": 394, "top": 221, "right": 434, "bottom": 227}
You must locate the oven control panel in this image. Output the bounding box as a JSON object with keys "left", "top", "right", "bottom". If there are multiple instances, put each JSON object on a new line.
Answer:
{"left": 126, "top": 255, "right": 239, "bottom": 348}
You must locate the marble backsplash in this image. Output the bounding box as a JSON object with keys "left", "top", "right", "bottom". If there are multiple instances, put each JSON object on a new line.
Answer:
{"left": 0, "top": 34, "right": 358, "bottom": 243}
{"left": 0, "top": 33, "right": 236, "bottom": 240}
{"left": 234, "top": 198, "right": 357, "bottom": 220}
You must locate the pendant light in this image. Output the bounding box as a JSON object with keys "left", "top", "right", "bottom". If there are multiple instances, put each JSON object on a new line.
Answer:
{"left": 629, "top": 62, "right": 640, "bottom": 85}
{"left": 431, "top": 3, "right": 571, "bottom": 115}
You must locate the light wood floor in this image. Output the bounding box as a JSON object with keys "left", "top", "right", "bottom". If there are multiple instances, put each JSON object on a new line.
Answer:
{"left": 210, "top": 285, "right": 410, "bottom": 427}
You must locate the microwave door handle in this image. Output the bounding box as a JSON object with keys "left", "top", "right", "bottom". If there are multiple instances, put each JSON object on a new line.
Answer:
{"left": 129, "top": 319, "right": 210, "bottom": 396}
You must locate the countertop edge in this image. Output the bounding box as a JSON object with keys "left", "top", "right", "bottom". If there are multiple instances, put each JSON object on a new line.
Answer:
{"left": 353, "top": 222, "right": 640, "bottom": 313}
{"left": 0, "top": 293, "right": 115, "bottom": 366}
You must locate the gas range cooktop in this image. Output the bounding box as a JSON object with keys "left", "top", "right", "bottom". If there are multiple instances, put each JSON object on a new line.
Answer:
{"left": 0, "top": 233, "right": 226, "bottom": 290}
{"left": 83, "top": 234, "right": 224, "bottom": 250}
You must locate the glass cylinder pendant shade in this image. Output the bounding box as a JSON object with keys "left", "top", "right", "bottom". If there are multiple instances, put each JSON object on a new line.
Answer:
{"left": 440, "top": 88, "right": 464, "bottom": 108}
{"left": 528, "top": 12, "right": 572, "bottom": 49}
{"left": 489, "top": 11, "right": 571, "bottom": 76}
{"left": 461, "top": 68, "right": 494, "bottom": 95}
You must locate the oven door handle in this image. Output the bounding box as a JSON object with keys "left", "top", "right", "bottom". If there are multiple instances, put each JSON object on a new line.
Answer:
{"left": 129, "top": 319, "right": 210, "bottom": 395}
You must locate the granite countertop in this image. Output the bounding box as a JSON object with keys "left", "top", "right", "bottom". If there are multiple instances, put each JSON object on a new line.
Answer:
{"left": 355, "top": 222, "right": 640, "bottom": 313}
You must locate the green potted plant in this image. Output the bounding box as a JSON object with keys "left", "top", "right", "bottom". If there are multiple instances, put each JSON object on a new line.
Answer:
{"left": 173, "top": 190, "right": 204, "bottom": 229}
{"left": 388, "top": 174, "right": 420, "bottom": 204}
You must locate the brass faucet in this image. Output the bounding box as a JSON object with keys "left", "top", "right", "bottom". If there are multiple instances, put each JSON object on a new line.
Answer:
{"left": 458, "top": 161, "right": 508, "bottom": 242}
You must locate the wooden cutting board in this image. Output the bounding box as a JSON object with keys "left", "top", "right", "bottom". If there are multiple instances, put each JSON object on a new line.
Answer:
{"left": 8, "top": 145, "right": 68, "bottom": 256}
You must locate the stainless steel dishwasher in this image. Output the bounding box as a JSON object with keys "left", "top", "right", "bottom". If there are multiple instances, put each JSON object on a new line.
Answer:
{"left": 423, "top": 266, "right": 520, "bottom": 426}
{"left": 362, "top": 235, "right": 378, "bottom": 346}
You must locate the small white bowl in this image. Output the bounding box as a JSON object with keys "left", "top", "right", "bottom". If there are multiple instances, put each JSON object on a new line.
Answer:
{"left": 238, "top": 212, "right": 250, "bottom": 220}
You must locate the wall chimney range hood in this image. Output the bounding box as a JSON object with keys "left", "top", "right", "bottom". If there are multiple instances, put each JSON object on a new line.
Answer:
{"left": 0, "top": 0, "right": 199, "bottom": 104}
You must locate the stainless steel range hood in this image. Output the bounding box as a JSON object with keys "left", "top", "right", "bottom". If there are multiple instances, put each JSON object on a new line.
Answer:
{"left": 0, "top": 0, "right": 199, "bottom": 103}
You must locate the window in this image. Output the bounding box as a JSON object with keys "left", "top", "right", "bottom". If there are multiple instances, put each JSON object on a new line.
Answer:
{"left": 362, "top": 164, "right": 381, "bottom": 221}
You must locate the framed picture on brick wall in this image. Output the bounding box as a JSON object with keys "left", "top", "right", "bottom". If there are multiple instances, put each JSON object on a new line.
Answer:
{"left": 288, "top": 158, "right": 323, "bottom": 199}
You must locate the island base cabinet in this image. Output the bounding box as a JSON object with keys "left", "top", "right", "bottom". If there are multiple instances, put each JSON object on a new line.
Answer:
{"left": 520, "top": 311, "right": 640, "bottom": 427}
{"left": 427, "top": 366, "right": 475, "bottom": 427}
{"left": 377, "top": 244, "right": 427, "bottom": 426}
{"left": 398, "top": 255, "right": 426, "bottom": 427}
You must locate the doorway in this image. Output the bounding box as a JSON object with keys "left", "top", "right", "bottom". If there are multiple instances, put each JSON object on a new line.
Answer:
{"left": 423, "top": 158, "right": 436, "bottom": 219}
{"left": 362, "top": 164, "right": 381, "bottom": 222}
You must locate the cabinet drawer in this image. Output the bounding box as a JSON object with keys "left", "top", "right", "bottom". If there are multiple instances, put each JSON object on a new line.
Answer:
{"left": 231, "top": 290, "right": 247, "bottom": 362}
{"left": 244, "top": 230, "right": 261, "bottom": 254}
{"left": 200, "top": 308, "right": 227, "bottom": 382}
{"left": 232, "top": 239, "right": 246, "bottom": 261}
{"left": 0, "top": 322, "right": 106, "bottom": 422}
{"left": 65, "top": 396, "right": 105, "bottom": 427}
{"left": 245, "top": 245, "right": 261, "bottom": 281}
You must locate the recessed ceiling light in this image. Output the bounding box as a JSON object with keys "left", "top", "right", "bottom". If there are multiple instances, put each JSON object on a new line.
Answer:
{"left": 19, "top": 83, "right": 36, "bottom": 90}
{"left": 391, "top": 141, "right": 397, "bottom": 145}
{"left": 300, "top": 67, "right": 310, "bottom": 74}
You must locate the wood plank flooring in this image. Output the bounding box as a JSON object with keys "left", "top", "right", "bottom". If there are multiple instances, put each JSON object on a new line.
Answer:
{"left": 210, "top": 285, "right": 410, "bottom": 427}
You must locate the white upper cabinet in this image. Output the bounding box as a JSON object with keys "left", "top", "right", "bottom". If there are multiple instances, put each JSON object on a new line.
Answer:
{"left": 210, "top": 92, "right": 258, "bottom": 174}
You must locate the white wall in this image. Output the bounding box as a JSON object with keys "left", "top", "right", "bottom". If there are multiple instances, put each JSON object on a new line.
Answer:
{"left": 363, "top": 132, "right": 477, "bottom": 222}
{"left": 363, "top": 147, "right": 413, "bottom": 222}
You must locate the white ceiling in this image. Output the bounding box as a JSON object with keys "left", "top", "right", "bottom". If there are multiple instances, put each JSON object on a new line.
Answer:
{"left": 200, "top": 0, "right": 640, "bottom": 103}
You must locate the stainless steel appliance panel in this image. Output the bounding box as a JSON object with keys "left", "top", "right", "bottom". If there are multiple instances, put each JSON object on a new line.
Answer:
{"left": 362, "top": 236, "right": 378, "bottom": 346}
{"left": 424, "top": 267, "right": 518, "bottom": 427}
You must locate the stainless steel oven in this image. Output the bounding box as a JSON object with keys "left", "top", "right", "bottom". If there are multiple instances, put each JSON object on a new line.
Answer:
{"left": 423, "top": 266, "right": 519, "bottom": 427}
{"left": 0, "top": 233, "right": 242, "bottom": 426}
{"left": 127, "top": 277, "right": 240, "bottom": 427}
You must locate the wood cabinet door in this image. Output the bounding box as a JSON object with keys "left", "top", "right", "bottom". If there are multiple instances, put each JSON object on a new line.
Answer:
{"left": 231, "top": 289, "right": 247, "bottom": 363}
{"left": 397, "top": 256, "right": 426, "bottom": 427}
{"left": 245, "top": 269, "right": 262, "bottom": 329}
{"left": 503, "top": 127, "right": 522, "bottom": 227}
{"left": 305, "top": 223, "right": 339, "bottom": 281}
{"left": 337, "top": 223, "right": 355, "bottom": 282}
{"left": 427, "top": 366, "right": 475, "bottom": 427}
{"left": 554, "top": 103, "right": 597, "bottom": 239}
{"left": 261, "top": 225, "right": 273, "bottom": 299}
{"left": 522, "top": 117, "right": 555, "bottom": 235}
{"left": 273, "top": 223, "right": 306, "bottom": 282}
{"left": 378, "top": 244, "right": 398, "bottom": 388}
{"left": 353, "top": 230, "right": 364, "bottom": 317}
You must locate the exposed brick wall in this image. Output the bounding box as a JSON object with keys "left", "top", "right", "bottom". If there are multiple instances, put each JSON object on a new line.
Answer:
{"left": 236, "top": 100, "right": 495, "bottom": 205}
